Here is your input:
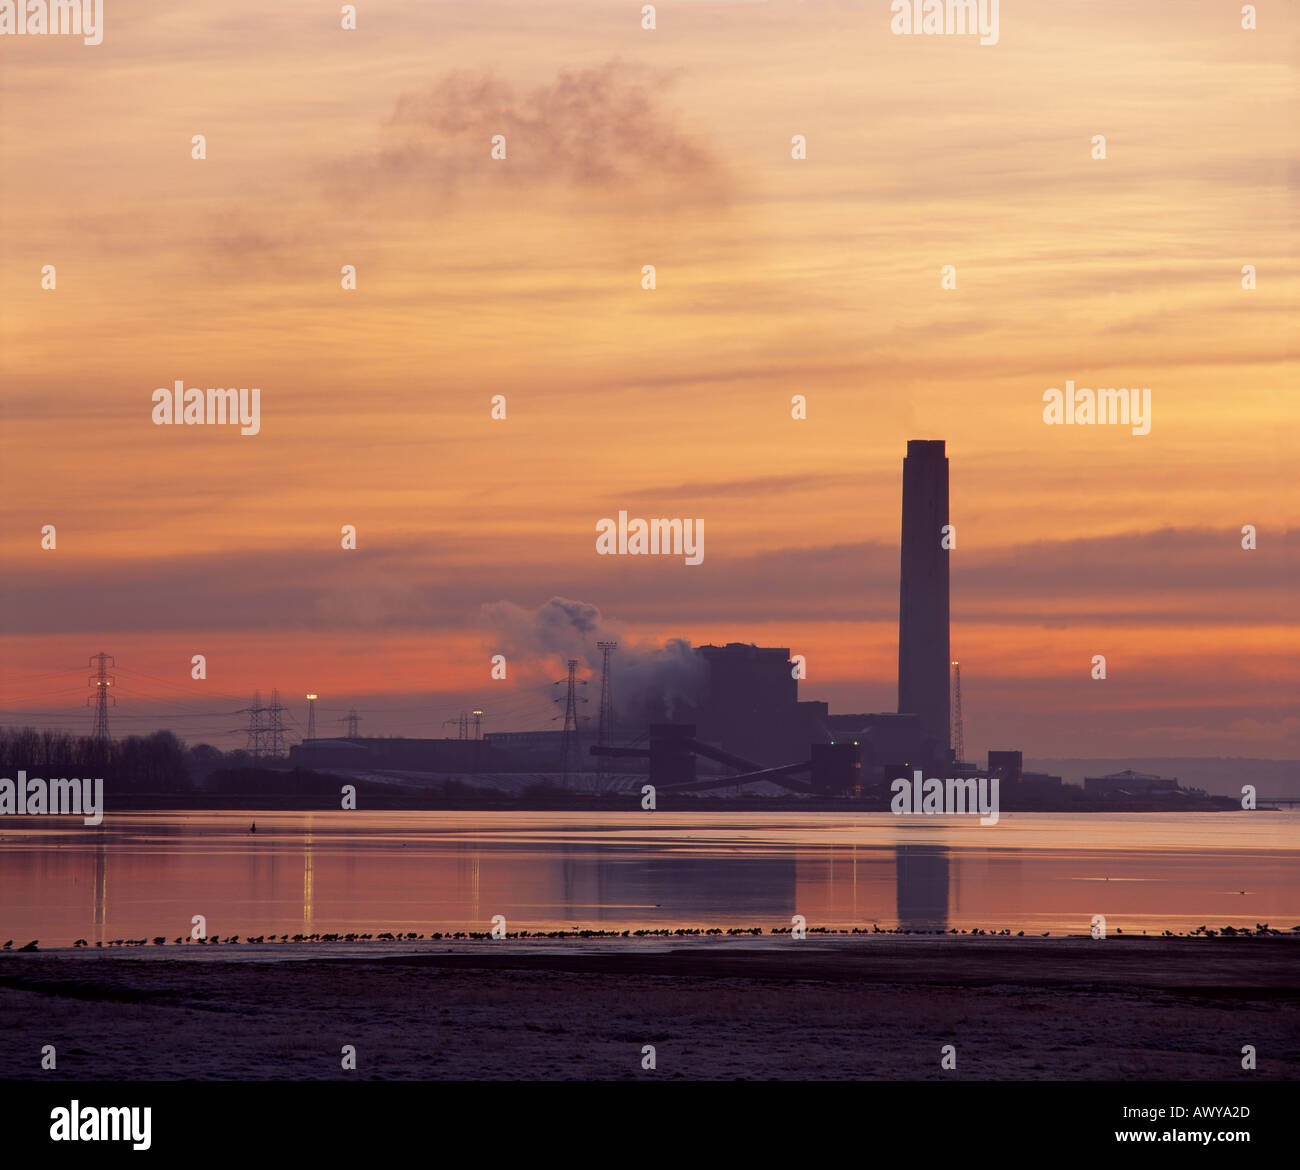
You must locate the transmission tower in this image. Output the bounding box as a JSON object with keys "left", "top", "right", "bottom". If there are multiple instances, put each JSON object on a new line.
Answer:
{"left": 443, "top": 711, "right": 470, "bottom": 740}
{"left": 950, "top": 660, "right": 965, "bottom": 764}
{"left": 596, "top": 642, "right": 617, "bottom": 783}
{"left": 553, "top": 660, "right": 587, "bottom": 782}
{"left": 242, "top": 691, "right": 265, "bottom": 759}
{"left": 340, "top": 708, "right": 360, "bottom": 738}
{"left": 596, "top": 642, "right": 617, "bottom": 747}
{"left": 265, "top": 689, "right": 287, "bottom": 758}
{"left": 305, "top": 693, "right": 318, "bottom": 741}
{"left": 87, "top": 652, "right": 116, "bottom": 742}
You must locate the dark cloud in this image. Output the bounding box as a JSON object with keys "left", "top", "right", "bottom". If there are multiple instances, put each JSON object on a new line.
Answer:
{"left": 0, "top": 526, "right": 1292, "bottom": 636}
{"left": 333, "top": 62, "right": 728, "bottom": 208}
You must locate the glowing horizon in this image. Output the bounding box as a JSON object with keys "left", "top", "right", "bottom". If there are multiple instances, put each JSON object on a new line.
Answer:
{"left": 1, "top": 0, "right": 1295, "bottom": 758}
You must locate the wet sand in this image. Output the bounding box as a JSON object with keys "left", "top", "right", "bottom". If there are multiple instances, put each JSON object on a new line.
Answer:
{"left": 1, "top": 937, "right": 1296, "bottom": 1080}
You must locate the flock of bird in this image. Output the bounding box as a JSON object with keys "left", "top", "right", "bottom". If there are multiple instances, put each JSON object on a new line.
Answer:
{"left": 2, "top": 921, "right": 1296, "bottom": 952}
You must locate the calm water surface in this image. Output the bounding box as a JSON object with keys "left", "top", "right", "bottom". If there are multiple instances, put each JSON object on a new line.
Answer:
{"left": 1, "top": 811, "right": 1297, "bottom": 945}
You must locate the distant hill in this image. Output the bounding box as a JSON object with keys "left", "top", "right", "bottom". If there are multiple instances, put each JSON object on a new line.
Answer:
{"left": 1025, "top": 758, "right": 1300, "bottom": 799}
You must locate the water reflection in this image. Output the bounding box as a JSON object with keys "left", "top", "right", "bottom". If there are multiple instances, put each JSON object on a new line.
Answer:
{"left": 0, "top": 811, "right": 1295, "bottom": 945}
{"left": 303, "top": 829, "right": 314, "bottom": 928}
{"left": 93, "top": 836, "right": 106, "bottom": 940}
{"left": 896, "top": 845, "right": 949, "bottom": 931}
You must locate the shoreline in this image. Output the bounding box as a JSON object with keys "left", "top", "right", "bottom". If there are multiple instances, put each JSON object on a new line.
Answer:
{"left": 6, "top": 929, "right": 1300, "bottom": 957}
{"left": 7, "top": 926, "right": 1300, "bottom": 956}
{"left": 2, "top": 936, "right": 1296, "bottom": 1080}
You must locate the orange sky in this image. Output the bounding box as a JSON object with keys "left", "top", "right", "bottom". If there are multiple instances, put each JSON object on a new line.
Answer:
{"left": 1, "top": 0, "right": 1296, "bottom": 757}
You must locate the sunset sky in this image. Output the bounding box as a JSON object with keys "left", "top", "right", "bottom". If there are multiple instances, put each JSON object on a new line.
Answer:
{"left": 1, "top": 0, "right": 1295, "bottom": 759}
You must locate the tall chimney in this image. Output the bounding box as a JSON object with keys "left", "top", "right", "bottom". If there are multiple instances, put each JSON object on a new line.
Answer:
{"left": 897, "top": 439, "right": 950, "bottom": 761}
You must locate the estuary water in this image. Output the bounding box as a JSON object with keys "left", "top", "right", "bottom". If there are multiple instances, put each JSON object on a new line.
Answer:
{"left": 1, "top": 810, "right": 1297, "bottom": 946}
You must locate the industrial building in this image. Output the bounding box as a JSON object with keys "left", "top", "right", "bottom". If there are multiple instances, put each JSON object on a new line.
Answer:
{"left": 291, "top": 736, "right": 503, "bottom": 773}
{"left": 987, "top": 750, "right": 1063, "bottom": 802}
{"left": 1083, "top": 770, "right": 1188, "bottom": 799}
{"left": 686, "top": 643, "right": 830, "bottom": 767}
{"left": 289, "top": 439, "right": 992, "bottom": 795}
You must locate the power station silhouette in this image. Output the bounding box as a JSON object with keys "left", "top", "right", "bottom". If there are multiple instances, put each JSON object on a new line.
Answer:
{"left": 898, "top": 440, "right": 951, "bottom": 759}
{"left": 294, "top": 439, "right": 966, "bottom": 796}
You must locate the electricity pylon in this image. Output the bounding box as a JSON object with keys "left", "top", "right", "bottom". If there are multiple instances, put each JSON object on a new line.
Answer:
{"left": 950, "top": 660, "right": 965, "bottom": 764}
{"left": 87, "top": 652, "right": 115, "bottom": 742}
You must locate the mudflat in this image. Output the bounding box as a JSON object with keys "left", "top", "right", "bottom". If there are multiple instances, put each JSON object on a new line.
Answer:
{"left": 1, "top": 937, "right": 1296, "bottom": 1080}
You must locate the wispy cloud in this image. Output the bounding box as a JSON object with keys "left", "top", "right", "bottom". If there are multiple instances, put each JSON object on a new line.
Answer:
{"left": 334, "top": 62, "right": 729, "bottom": 209}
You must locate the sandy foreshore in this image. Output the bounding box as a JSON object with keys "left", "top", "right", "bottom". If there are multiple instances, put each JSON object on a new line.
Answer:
{"left": 1, "top": 936, "right": 1296, "bottom": 1080}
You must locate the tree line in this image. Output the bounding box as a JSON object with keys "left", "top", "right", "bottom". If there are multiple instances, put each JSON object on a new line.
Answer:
{"left": 0, "top": 727, "right": 261, "bottom": 793}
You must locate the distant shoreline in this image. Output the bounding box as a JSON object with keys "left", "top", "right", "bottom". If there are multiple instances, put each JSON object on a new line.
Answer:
{"left": 62, "top": 792, "right": 1254, "bottom": 814}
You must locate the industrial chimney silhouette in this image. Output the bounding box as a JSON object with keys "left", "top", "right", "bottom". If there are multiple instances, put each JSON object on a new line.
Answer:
{"left": 897, "top": 439, "right": 951, "bottom": 762}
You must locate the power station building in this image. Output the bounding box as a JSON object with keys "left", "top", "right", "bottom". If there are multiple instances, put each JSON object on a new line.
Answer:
{"left": 688, "top": 643, "right": 828, "bottom": 768}
{"left": 674, "top": 440, "right": 954, "bottom": 782}
{"left": 290, "top": 439, "right": 961, "bottom": 789}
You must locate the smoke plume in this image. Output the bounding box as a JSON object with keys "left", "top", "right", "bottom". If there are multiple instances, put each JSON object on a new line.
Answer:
{"left": 479, "top": 597, "right": 706, "bottom": 730}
